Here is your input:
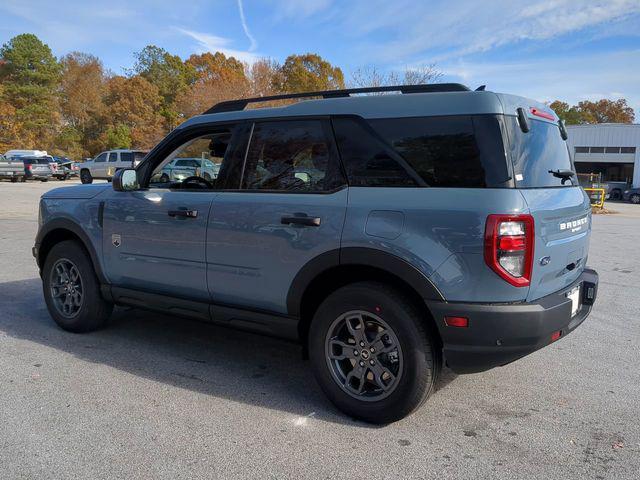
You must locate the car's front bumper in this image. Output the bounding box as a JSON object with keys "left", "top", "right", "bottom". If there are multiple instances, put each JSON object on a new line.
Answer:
{"left": 427, "top": 268, "right": 599, "bottom": 374}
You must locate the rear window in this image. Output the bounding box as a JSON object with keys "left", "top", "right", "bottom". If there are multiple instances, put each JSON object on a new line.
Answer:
{"left": 369, "top": 115, "right": 510, "bottom": 188}
{"left": 505, "top": 117, "right": 575, "bottom": 188}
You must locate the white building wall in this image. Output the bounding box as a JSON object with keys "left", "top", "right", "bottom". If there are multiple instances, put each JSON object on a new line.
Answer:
{"left": 566, "top": 124, "right": 640, "bottom": 187}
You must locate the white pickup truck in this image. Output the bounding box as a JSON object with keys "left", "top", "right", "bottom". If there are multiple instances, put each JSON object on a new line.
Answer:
{"left": 0, "top": 155, "right": 25, "bottom": 182}
{"left": 80, "top": 149, "right": 147, "bottom": 184}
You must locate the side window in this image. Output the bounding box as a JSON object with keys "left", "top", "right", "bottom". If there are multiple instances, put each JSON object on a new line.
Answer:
{"left": 242, "top": 120, "right": 345, "bottom": 192}
{"left": 149, "top": 126, "right": 239, "bottom": 189}
{"left": 120, "top": 152, "right": 133, "bottom": 164}
{"left": 368, "top": 115, "right": 510, "bottom": 188}
{"left": 331, "top": 118, "right": 417, "bottom": 187}
{"left": 94, "top": 153, "right": 107, "bottom": 163}
{"left": 108, "top": 152, "right": 118, "bottom": 162}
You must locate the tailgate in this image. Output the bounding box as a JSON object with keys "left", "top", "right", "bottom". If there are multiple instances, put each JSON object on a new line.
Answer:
{"left": 520, "top": 187, "right": 591, "bottom": 301}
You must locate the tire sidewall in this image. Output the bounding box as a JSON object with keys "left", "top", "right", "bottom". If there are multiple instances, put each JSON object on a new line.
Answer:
{"left": 42, "top": 240, "right": 109, "bottom": 332}
{"left": 309, "top": 282, "right": 434, "bottom": 423}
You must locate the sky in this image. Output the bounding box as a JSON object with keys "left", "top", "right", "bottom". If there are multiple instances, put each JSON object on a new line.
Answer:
{"left": 1, "top": 0, "right": 639, "bottom": 115}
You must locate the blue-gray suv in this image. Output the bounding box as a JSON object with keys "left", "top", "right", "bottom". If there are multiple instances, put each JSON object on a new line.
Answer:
{"left": 34, "top": 84, "right": 599, "bottom": 423}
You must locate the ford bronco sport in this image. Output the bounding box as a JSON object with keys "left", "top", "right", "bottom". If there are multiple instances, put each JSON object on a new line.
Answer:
{"left": 34, "top": 84, "right": 598, "bottom": 423}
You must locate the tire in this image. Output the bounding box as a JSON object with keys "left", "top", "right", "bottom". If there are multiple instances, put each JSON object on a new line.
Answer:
{"left": 309, "top": 281, "right": 440, "bottom": 424}
{"left": 40, "top": 178, "right": 48, "bottom": 182}
{"left": 10, "top": 177, "right": 17, "bottom": 183}
{"left": 42, "top": 240, "right": 113, "bottom": 333}
{"left": 160, "top": 173, "right": 170, "bottom": 183}
{"left": 631, "top": 194, "right": 640, "bottom": 204}
{"left": 19, "top": 176, "right": 26, "bottom": 183}
{"left": 611, "top": 189, "right": 621, "bottom": 201}
{"left": 80, "top": 169, "right": 93, "bottom": 184}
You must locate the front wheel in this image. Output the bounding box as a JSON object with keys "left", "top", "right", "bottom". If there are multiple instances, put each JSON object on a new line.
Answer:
{"left": 630, "top": 194, "right": 640, "bottom": 204}
{"left": 309, "top": 282, "right": 440, "bottom": 424}
{"left": 80, "top": 169, "right": 93, "bottom": 184}
{"left": 42, "top": 240, "right": 113, "bottom": 332}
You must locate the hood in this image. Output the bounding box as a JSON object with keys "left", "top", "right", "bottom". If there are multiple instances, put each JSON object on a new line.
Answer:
{"left": 42, "top": 184, "right": 111, "bottom": 200}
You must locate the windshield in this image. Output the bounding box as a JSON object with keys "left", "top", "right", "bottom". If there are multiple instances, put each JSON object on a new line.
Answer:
{"left": 506, "top": 117, "right": 575, "bottom": 188}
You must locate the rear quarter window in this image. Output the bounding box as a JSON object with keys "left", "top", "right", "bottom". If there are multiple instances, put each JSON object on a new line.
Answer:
{"left": 505, "top": 117, "right": 575, "bottom": 188}
{"left": 368, "top": 115, "right": 511, "bottom": 188}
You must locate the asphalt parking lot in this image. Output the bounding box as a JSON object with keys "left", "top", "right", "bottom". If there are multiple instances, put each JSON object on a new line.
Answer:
{"left": 1, "top": 180, "right": 638, "bottom": 480}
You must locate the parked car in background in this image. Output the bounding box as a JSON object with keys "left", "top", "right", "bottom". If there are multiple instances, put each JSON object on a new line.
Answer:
{"left": 5, "top": 149, "right": 48, "bottom": 158}
{"left": 21, "top": 156, "right": 53, "bottom": 181}
{"left": 0, "top": 154, "right": 25, "bottom": 182}
{"left": 152, "top": 157, "right": 220, "bottom": 183}
{"left": 622, "top": 187, "right": 640, "bottom": 204}
{"left": 605, "top": 181, "right": 629, "bottom": 200}
{"left": 80, "top": 149, "right": 147, "bottom": 184}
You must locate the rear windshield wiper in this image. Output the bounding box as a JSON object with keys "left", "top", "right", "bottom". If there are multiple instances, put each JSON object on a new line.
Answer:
{"left": 548, "top": 169, "right": 575, "bottom": 184}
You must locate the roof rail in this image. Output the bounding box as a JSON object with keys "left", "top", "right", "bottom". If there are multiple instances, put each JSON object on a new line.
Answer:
{"left": 203, "top": 83, "right": 471, "bottom": 114}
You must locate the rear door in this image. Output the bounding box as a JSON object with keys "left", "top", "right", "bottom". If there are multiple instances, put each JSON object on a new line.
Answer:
{"left": 206, "top": 119, "right": 348, "bottom": 314}
{"left": 505, "top": 115, "right": 591, "bottom": 301}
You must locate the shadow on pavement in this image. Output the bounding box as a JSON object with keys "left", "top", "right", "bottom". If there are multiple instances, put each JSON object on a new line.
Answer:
{"left": 0, "top": 277, "right": 457, "bottom": 426}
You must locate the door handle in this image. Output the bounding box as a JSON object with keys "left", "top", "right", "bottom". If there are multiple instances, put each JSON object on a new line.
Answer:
{"left": 281, "top": 215, "right": 321, "bottom": 227}
{"left": 168, "top": 209, "right": 198, "bottom": 218}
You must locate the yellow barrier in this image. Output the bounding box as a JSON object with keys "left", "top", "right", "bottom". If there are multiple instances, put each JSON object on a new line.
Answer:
{"left": 584, "top": 188, "right": 605, "bottom": 208}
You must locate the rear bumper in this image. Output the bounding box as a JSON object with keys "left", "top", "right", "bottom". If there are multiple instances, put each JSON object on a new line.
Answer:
{"left": 427, "top": 268, "right": 598, "bottom": 374}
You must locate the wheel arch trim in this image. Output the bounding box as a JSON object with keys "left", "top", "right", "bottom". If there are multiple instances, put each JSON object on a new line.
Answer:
{"left": 35, "top": 218, "right": 107, "bottom": 284}
{"left": 286, "top": 247, "right": 444, "bottom": 318}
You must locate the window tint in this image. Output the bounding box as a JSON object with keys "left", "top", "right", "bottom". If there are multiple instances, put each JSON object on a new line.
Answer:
{"left": 134, "top": 152, "right": 146, "bottom": 162}
{"left": 95, "top": 153, "right": 107, "bottom": 163}
{"left": 242, "top": 120, "right": 345, "bottom": 192}
{"left": 332, "top": 118, "right": 417, "bottom": 187}
{"left": 368, "top": 115, "right": 510, "bottom": 188}
{"left": 590, "top": 147, "right": 605, "bottom": 154}
{"left": 575, "top": 147, "right": 589, "bottom": 153}
{"left": 108, "top": 152, "right": 118, "bottom": 162}
{"left": 621, "top": 147, "right": 636, "bottom": 154}
{"left": 505, "top": 117, "right": 575, "bottom": 188}
{"left": 121, "top": 152, "right": 133, "bottom": 163}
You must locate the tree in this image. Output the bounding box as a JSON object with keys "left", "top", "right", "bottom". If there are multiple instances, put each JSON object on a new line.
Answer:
{"left": 549, "top": 100, "right": 584, "bottom": 125}
{"left": 60, "top": 52, "right": 105, "bottom": 130}
{"left": 577, "top": 99, "right": 634, "bottom": 124}
{"left": 248, "top": 58, "right": 283, "bottom": 97}
{"left": 104, "top": 124, "right": 132, "bottom": 149}
{"left": 103, "top": 75, "right": 164, "bottom": 149}
{"left": 176, "top": 52, "right": 250, "bottom": 119}
{"left": 279, "top": 53, "right": 344, "bottom": 92}
{"left": 132, "top": 45, "right": 196, "bottom": 129}
{"left": 350, "top": 64, "right": 442, "bottom": 90}
{"left": 0, "top": 33, "right": 61, "bottom": 147}
{"left": 549, "top": 98, "right": 635, "bottom": 125}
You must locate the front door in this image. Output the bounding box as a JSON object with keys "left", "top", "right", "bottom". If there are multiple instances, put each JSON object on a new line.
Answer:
{"left": 207, "top": 119, "right": 348, "bottom": 314}
{"left": 102, "top": 126, "right": 242, "bottom": 301}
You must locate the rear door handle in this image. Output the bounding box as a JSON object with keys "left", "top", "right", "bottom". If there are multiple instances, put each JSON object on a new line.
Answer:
{"left": 168, "top": 209, "right": 198, "bottom": 218}
{"left": 281, "top": 215, "right": 321, "bottom": 227}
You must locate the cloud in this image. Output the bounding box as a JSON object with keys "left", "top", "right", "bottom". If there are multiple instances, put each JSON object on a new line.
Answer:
{"left": 440, "top": 49, "right": 640, "bottom": 115}
{"left": 173, "top": 27, "right": 260, "bottom": 64}
{"left": 236, "top": 0, "right": 257, "bottom": 51}
{"left": 269, "top": 0, "right": 332, "bottom": 19}
{"left": 343, "top": 0, "right": 640, "bottom": 63}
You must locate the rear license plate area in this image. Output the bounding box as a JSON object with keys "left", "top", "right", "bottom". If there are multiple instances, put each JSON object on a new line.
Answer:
{"left": 566, "top": 285, "right": 581, "bottom": 317}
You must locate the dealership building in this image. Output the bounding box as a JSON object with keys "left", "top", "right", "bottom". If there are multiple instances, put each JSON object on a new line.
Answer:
{"left": 567, "top": 123, "right": 640, "bottom": 188}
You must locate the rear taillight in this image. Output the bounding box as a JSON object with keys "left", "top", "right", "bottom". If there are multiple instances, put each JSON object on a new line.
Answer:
{"left": 484, "top": 214, "right": 534, "bottom": 287}
{"left": 26, "top": 164, "right": 32, "bottom": 171}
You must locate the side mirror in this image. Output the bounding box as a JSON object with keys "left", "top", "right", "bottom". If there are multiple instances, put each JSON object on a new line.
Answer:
{"left": 112, "top": 168, "right": 139, "bottom": 192}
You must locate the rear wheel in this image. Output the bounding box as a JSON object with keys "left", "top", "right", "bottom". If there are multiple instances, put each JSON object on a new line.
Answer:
{"left": 42, "top": 240, "right": 113, "bottom": 332}
{"left": 10, "top": 177, "right": 17, "bottom": 183}
{"left": 80, "top": 169, "right": 93, "bottom": 184}
{"left": 631, "top": 194, "right": 640, "bottom": 204}
{"left": 309, "top": 282, "right": 439, "bottom": 424}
